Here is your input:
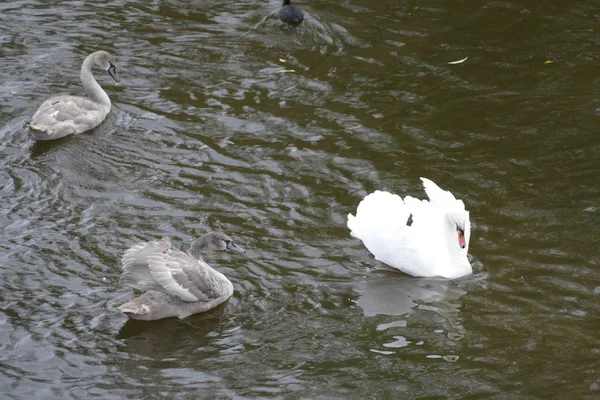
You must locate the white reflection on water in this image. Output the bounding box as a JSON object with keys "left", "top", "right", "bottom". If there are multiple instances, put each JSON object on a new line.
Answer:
{"left": 358, "top": 272, "right": 469, "bottom": 357}
{"left": 356, "top": 273, "right": 465, "bottom": 318}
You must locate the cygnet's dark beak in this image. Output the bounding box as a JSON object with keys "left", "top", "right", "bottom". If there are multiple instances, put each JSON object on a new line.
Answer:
{"left": 227, "top": 241, "right": 246, "bottom": 254}
{"left": 108, "top": 63, "right": 120, "bottom": 83}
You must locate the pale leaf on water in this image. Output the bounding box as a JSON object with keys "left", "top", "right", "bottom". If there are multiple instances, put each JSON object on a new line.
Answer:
{"left": 448, "top": 56, "right": 468, "bottom": 64}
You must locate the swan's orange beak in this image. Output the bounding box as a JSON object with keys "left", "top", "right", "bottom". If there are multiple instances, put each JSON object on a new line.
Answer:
{"left": 457, "top": 229, "right": 466, "bottom": 249}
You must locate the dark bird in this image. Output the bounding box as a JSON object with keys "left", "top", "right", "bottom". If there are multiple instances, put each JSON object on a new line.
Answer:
{"left": 279, "top": 0, "right": 304, "bottom": 25}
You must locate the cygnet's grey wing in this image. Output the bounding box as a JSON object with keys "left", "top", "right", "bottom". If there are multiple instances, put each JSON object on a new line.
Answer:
{"left": 30, "top": 95, "right": 106, "bottom": 137}
{"left": 146, "top": 251, "right": 222, "bottom": 303}
{"left": 120, "top": 237, "right": 171, "bottom": 292}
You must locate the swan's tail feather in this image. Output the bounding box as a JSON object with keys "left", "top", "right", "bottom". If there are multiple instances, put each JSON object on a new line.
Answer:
{"left": 348, "top": 190, "right": 418, "bottom": 274}
{"left": 421, "top": 177, "right": 458, "bottom": 208}
{"left": 347, "top": 214, "right": 361, "bottom": 239}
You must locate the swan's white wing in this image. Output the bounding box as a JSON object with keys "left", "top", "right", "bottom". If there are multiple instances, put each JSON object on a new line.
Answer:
{"left": 403, "top": 196, "right": 447, "bottom": 242}
{"left": 120, "top": 237, "right": 171, "bottom": 292}
{"left": 348, "top": 190, "right": 409, "bottom": 240}
{"left": 348, "top": 191, "right": 421, "bottom": 272}
{"left": 146, "top": 251, "right": 222, "bottom": 303}
{"left": 348, "top": 190, "right": 449, "bottom": 277}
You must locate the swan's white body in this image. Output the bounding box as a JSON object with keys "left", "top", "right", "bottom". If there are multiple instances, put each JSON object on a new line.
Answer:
{"left": 29, "top": 50, "right": 119, "bottom": 141}
{"left": 347, "top": 178, "right": 471, "bottom": 279}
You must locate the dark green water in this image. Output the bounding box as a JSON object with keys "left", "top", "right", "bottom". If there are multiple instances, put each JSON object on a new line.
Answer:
{"left": 1, "top": 0, "right": 599, "bottom": 398}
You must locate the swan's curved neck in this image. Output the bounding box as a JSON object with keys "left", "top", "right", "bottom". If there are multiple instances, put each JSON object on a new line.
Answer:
{"left": 80, "top": 53, "right": 111, "bottom": 110}
{"left": 442, "top": 214, "right": 471, "bottom": 277}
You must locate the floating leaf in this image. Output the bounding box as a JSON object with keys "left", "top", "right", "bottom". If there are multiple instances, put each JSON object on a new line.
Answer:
{"left": 544, "top": 60, "right": 554, "bottom": 64}
{"left": 448, "top": 56, "right": 468, "bottom": 65}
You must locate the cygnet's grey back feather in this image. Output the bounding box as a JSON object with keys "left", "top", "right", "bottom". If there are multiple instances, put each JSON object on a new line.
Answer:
{"left": 30, "top": 95, "right": 106, "bottom": 132}
{"left": 120, "top": 237, "right": 171, "bottom": 292}
{"left": 147, "top": 251, "right": 225, "bottom": 303}
{"left": 118, "top": 290, "right": 228, "bottom": 320}
{"left": 120, "top": 235, "right": 233, "bottom": 302}
{"left": 118, "top": 231, "right": 243, "bottom": 320}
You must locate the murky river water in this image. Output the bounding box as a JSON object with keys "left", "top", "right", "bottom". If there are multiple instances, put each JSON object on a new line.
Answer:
{"left": 1, "top": 0, "right": 600, "bottom": 398}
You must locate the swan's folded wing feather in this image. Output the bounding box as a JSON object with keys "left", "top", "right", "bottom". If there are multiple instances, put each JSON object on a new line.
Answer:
{"left": 348, "top": 191, "right": 423, "bottom": 272}
{"left": 147, "top": 251, "right": 217, "bottom": 303}
{"left": 120, "top": 237, "right": 171, "bottom": 291}
{"left": 403, "top": 196, "right": 442, "bottom": 235}
{"left": 348, "top": 190, "right": 409, "bottom": 240}
{"left": 349, "top": 190, "right": 449, "bottom": 276}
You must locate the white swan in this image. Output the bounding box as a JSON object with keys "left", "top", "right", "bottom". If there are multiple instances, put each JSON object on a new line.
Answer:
{"left": 347, "top": 178, "right": 471, "bottom": 279}
{"left": 118, "top": 232, "right": 246, "bottom": 321}
{"left": 29, "top": 50, "right": 120, "bottom": 141}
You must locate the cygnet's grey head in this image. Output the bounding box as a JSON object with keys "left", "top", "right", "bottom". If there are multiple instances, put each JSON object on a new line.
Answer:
{"left": 94, "top": 50, "right": 119, "bottom": 83}
{"left": 190, "top": 231, "right": 246, "bottom": 258}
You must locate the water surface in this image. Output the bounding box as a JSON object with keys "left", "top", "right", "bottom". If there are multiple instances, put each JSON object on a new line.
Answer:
{"left": 1, "top": 0, "right": 600, "bottom": 398}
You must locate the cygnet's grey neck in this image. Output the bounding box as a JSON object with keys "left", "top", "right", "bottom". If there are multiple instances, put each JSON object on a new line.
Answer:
{"left": 189, "top": 235, "right": 211, "bottom": 259}
{"left": 80, "top": 53, "right": 111, "bottom": 109}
